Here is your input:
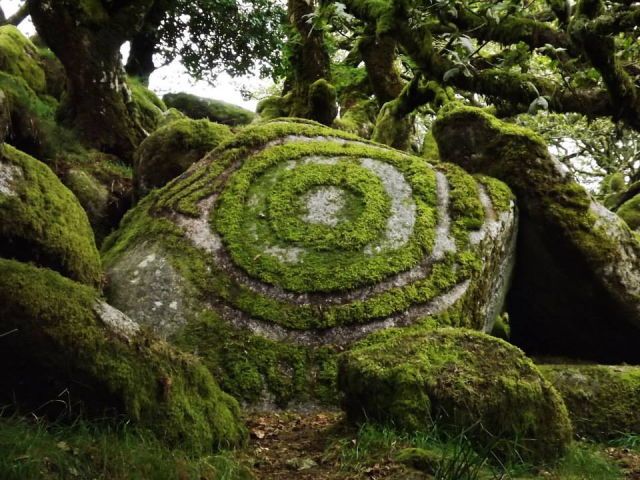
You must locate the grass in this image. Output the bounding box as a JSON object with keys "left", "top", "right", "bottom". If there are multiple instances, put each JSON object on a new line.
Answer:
{"left": 0, "top": 415, "right": 253, "bottom": 480}
{"left": 324, "top": 422, "right": 626, "bottom": 480}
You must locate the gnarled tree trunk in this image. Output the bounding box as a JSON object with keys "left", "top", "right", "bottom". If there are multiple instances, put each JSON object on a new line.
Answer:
{"left": 28, "top": 0, "right": 154, "bottom": 160}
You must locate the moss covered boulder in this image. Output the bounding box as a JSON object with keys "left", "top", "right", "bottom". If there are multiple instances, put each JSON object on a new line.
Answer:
{"left": 103, "top": 119, "right": 516, "bottom": 405}
{"left": 163, "top": 92, "right": 255, "bottom": 126}
{"left": 539, "top": 364, "right": 640, "bottom": 439}
{"left": 433, "top": 106, "right": 640, "bottom": 363}
{"left": 0, "top": 25, "right": 47, "bottom": 95}
{"left": 0, "top": 144, "right": 101, "bottom": 286}
{"left": 134, "top": 118, "right": 233, "bottom": 198}
{"left": 339, "top": 328, "right": 573, "bottom": 462}
{"left": 0, "top": 258, "right": 246, "bottom": 452}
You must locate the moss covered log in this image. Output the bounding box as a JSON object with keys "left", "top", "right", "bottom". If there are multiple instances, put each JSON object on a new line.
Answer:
{"left": 338, "top": 328, "right": 573, "bottom": 462}
{"left": 0, "top": 258, "right": 246, "bottom": 452}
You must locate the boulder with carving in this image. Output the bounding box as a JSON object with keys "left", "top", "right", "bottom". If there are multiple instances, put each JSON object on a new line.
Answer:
{"left": 104, "top": 119, "right": 517, "bottom": 405}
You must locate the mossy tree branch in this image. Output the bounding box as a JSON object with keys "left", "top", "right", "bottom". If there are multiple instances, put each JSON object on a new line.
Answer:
{"left": 570, "top": 0, "right": 640, "bottom": 131}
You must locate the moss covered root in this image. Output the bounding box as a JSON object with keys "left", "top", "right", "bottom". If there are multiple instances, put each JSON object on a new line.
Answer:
{"left": 338, "top": 328, "right": 573, "bottom": 463}
{"left": 0, "top": 258, "right": 246, "bottom": 452}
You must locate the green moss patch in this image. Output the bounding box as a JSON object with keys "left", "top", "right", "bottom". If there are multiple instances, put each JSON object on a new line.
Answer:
{"left": 617, "top": 194, "right": 640, "bottom": 230}
{"left": 0, "top": 144, "right": 102, "bottom": 286}
{"left": 0, "top": 25, "right": 47, "bottom": 94}
{"left": 339, "top": 328, "right": 573, "bottom": 462}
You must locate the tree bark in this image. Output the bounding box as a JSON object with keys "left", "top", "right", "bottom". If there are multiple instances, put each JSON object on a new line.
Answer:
{"left": 125, "top": 0, "right": 168, "bottom": 83}
{"left": 28, "top": 0, "right": 154, "bottom": 160}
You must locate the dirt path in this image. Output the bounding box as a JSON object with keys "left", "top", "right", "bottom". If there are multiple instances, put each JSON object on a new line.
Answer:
{"left": 242, "top": 410, "right": 419, "bottom": 480}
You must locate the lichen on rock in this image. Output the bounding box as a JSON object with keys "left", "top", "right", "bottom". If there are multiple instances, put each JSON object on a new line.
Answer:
{"left": 338, "top": 328, "right": 573, "bottom": 462}
{"left": 103, "top": 119, "right": 516, "bottom": 404}
{"left": 0, "top": 144, "right": 102, "bottom": 286}
{"left": 0, "top": 258, "right": 246, "bottom": 452}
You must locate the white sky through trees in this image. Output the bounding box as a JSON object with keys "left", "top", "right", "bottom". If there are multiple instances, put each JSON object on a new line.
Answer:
{"left": 0, "top": 0, "right": 264, "bottom": 110}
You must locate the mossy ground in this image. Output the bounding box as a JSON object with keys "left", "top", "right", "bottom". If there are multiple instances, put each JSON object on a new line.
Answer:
{"left": 0, "top": 415, "right": 252, "bottom": 480}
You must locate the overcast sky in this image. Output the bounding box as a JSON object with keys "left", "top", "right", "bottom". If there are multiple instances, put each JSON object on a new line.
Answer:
{"left": 0, "top": 0, "right": 263, "bottom": 110}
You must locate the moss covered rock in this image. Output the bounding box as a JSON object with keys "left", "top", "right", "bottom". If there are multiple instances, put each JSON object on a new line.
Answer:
{"left": 0, "top": 144, "right": 101, "bottom": 286}
{"left": 58, "top": 150, "right": 134, "bottom": 245}
{"left": 103, "top": 120, "right": 516, "bottom": 404}
{"left": 134, "top": 118, "right": 233, "bottom": 198}
{"left": 539, "top": 364, "right": 640, "bottom": 439}
{"left": 339, "top": 328, "right": 573, "bottom": 462}
{"left": 538, "top": 364, "right": 640, "bottom": 440}
{"left": 617, "top": 194, "right": 640, "bottom": 231}
{"left": 0, "top": 25, "right": 47, "bottom": 94}
{"left": 0, "top": 258, "right": 246, "bottom": 452}
{"left": 433, "top": 106, "right": 640, "bottom": 363}
{"left": 163, "top": 92, "right": 255, "bottom": 126}
{"left": 129, "top": 78, "right": 166, "bottom": 135}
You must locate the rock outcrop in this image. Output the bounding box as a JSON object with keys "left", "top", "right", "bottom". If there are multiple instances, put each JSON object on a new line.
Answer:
{"left": 540, "top": 363, "right": 640, "bottom": 439}
{"left": 134, "top": 118, "right": 232, "bottom": 198}
{"left": 163, "top": 92, "right": 255, "bottom": 126}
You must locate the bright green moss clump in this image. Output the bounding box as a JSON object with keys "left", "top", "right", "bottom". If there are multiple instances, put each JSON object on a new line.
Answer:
{"left": 339, "top": 328, "right": 573, "bottom": 462}
{"left": 129, "top": 77, "right": 166, "bottom": 134}
{"left": 0, "top": 144, "right": 102, "bottom": 286}
{"left": 0, "top": 258, "right": 246, "bottom": 452}
{"left": 134, "top": 118, "right": 233, "bottom": 198}
{"left": 540, "top": 364, "right": 640, "bottom": 439}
